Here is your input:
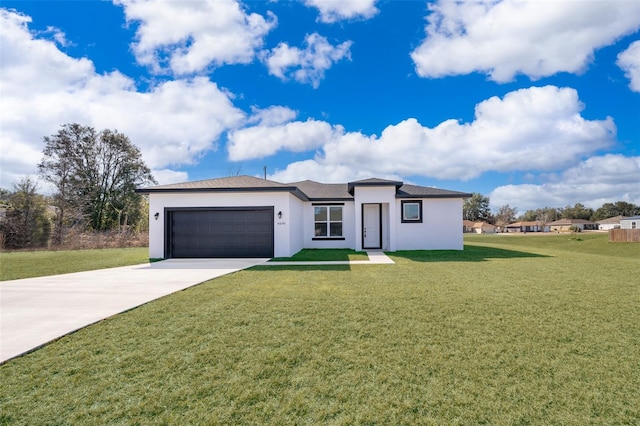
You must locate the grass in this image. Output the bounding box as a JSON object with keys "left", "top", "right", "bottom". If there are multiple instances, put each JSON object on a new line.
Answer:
{"left": 1, "top": 234, "right": 639, "bottom": 424}
{"left": 0, "top": 247, "right": 149, "bottom": 281}
{"left": 270, "top": 248, "right": 369, "bottom": 262}
{"left": 464, "top": 231, "right": 640, "bottom": 259}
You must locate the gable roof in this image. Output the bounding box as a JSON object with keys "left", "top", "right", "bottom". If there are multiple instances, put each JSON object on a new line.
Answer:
{"left": 506, "top": 221, "right": 546, "bottom": 227}
{"left": 596, "top": 215, "right": 624, "bottom": 224}
{"left": 138, "top": 175, "right": 471, "bottom": 200}
{"left": 463, "top": 220, "right": 496, "bottom": 229}
{"left": 290, "top": 180, "right": 351, "bottom": 201}
{"left": 137, "top": 175, "right": 309, "bottom": 200}
{"left": 549, "top": 218, "right": 595, "bottom": 225}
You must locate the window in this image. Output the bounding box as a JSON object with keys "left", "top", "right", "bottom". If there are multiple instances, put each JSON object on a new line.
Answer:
{"left": 314, "top": 206, "right": 343, "bottom": 238}
{"left": 401, "top": 200, "right": 422, "bottom": 223}
{"left": 632, "top": 221, "right": 637, "bottom": 229}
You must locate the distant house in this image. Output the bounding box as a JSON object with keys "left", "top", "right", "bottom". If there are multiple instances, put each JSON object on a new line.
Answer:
{"left": 463, "top": 220, "right": 497, "bottom": 234}
{"left": 505, "top": 221, "right": 549, "bottom": 233}
{"left": 549, "top": 218, "right": 597, "bottom": 232}
{"left": 620, "top": 216, "right": 640, "bottom": 230}
{"left": 596, "top": 215, "right": 624, "bottom": 230}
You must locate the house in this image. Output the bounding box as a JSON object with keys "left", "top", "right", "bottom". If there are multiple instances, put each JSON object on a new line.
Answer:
{"left": 137, "top": 176, "right": 471, "bottom": 259}
{"left": 548, "top": 218, "right": 598, "bottom": 232}
{"left": 596, "top": 215, "right": 624, "bottom": 230}
{"left": 620, "top": 216, "right": 640, "bottom": 229}
{"left": 504, "top": 221, "right": 550, "bottom": 233}
{"left": 463, "top": 220, "right": 497, "bottom": 234}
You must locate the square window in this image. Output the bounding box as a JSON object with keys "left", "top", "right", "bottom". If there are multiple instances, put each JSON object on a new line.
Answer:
{"left": 314, "top": 207, "right": 327, "bottom": 221}
{"left": 329, "top": 206, "right": 342, "bottom": 221}
{"left": 315, "top": 223, "right": 327, "bottom": 236}
{"left": 401, "top": 200, "right": 423, "bottom": 223}
{"left": 313, "top": 205, "right": 344, "bottom": 238}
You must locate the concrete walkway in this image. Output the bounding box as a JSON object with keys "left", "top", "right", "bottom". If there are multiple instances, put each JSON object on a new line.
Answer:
{"left": 262, "top": 250, "right": 395, "bottom": 266}
{"left": 0, "top": 258, "right": 267, "bottom": 363}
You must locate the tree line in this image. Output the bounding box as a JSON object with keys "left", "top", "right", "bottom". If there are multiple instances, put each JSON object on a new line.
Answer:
{"left": 1, "top": 124, "right": 156, "bottom": 249}
{"left": 464, "top": 193, "right": 640, "bottom": 225}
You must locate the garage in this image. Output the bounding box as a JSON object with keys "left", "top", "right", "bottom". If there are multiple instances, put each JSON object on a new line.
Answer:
{"left": 165, "top": 207, "right": 274, "bottom": 258}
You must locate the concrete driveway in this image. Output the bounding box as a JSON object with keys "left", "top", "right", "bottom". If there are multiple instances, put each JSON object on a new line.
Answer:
{"left": 0, "top": 258, "right": 267, "bottom": 363}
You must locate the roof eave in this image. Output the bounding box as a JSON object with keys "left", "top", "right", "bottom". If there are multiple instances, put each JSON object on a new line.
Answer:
{"left": 136, "top": 186, "right": 308, "bottom": 200}
{"left": 395, "top": 193, "right": 473, "bottom": 199}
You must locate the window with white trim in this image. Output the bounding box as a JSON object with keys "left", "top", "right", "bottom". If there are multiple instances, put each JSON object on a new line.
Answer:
{"left": 314, "top": 206, "right": 343, "bottom": 237}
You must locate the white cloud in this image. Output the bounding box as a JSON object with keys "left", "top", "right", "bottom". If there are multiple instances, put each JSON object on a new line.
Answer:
{"left": 151, "top": 169, "right": 189, "bottom": 186}
{"left": 0, "top": 9, "right": 244, "bottom": 188}
{"left": 247, "top": 105, "right": 298, "bottom": 126}
{"left": 262, "top": 33, "right": 352, "bottom": 88}
{"left": 490, "top": 155, "right": 640, "bottom": 212}
{"left": 265, "top": 86, "right": 615, "bottom": 182}
{"left": 617, "top": 40, "right": 640, "bottom": 92}
{"left": 115, "top": 0, "right": 276, "bottom": 75}
{"left": 228, "top": 119, "right": 344, "bottom": 161}
{"left": 303, "top": 0, "right": 378, "bottom": 23}
{"left": 411, "top": 0, "right": 640, "bottom": 82}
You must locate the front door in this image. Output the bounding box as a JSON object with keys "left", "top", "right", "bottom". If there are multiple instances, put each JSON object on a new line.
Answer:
{"left": 363, "top": 204, "right": 381, "bottom": 249}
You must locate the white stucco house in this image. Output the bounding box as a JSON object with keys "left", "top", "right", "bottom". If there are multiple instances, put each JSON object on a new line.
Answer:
{"left": 620, "top": 216, "right": 640, "bottom": 229}
{"left": 137, "top": 176, "right": 471, "bottom": 259}
{"left": 596, "top": 215, "right": 624, "bottom": 230}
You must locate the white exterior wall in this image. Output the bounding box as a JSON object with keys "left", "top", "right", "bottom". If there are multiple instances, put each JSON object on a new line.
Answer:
{"left": 598, "top": 223, "right": 619, "bottom": 230}
{"left": 353, "top": 186, "right": 397, "bottom": 251}
{"left": 148, "top": 191, "right": 297, "bottom": 259}
{"left": 620, "top": 218, "right": 639, "bottom": 229}
{"left": 396, "top": 198, "right": 464, "bottom": 250}
{"left": 302, "top": 201, "right": 356, "bottom": 249}
{"left": 287, "top": 195, "right": 305, "bottom": 256}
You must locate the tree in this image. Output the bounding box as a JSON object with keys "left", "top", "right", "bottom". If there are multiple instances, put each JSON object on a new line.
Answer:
{"left": 0, "top": 177, "right": 52, "bottom": 249}
{"left": 39, "top": 124, "right": 92, "bottom": 243}
{"left": 591, "top": 201, "right": 640, "bottom": 221}
{"left": 39, "top": 123, "right": 156, "bottom": 234}
{"left": 560, "top": 203, "right": 593, "bottom": 220}
{"left": 463, "top": 193, "right": 493, "bottom": 222}
{"left": 494, "top": 204, "right": 518, "bottom": 226}
{"left": 519, "top": 207, "right": 560, "bottom": 223}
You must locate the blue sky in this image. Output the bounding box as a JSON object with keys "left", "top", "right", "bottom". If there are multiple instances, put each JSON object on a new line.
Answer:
{"left": 1, "top": 0, "right": 639, "bottom": 212}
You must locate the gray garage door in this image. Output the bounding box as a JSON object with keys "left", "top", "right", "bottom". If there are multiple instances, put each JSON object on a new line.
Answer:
{"left": 167, "top": 208, "right": 274, "bottom": 258}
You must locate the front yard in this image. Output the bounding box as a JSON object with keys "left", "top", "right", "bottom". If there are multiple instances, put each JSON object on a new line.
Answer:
{"left": 1, "top": 234, "right": 638, "bottom": 424}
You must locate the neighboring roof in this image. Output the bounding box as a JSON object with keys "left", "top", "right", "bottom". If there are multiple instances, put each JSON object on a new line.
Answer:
{"left": 596, "top": 215, "right": 625, "bottom": 224}
{"left": 474, "top": 221, "right": 497, "bottom": 229}
{"left": 620, "top": 215, "right": 640, "bottom": 221}
{"left": 463, "top": 220, "right": 496, "bottom": 229}
{"left": 138, "top": 175, "right": 471, "bottom": 201}
{"left": 506, "top": 221, "right": 546, "bottom": 227}
{"left": 549, "top": 218, "right": 595, "bottom": 225}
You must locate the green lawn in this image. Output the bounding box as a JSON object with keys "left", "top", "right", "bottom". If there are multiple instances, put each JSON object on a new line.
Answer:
{"left": 271, "top": 248, "right": 369, "bottom": 262}
{"left": 0, "top": 247, "right": 149, "bottom": 281}
{"left": 1, "top": 234, "right": 639, "bottom": 424}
